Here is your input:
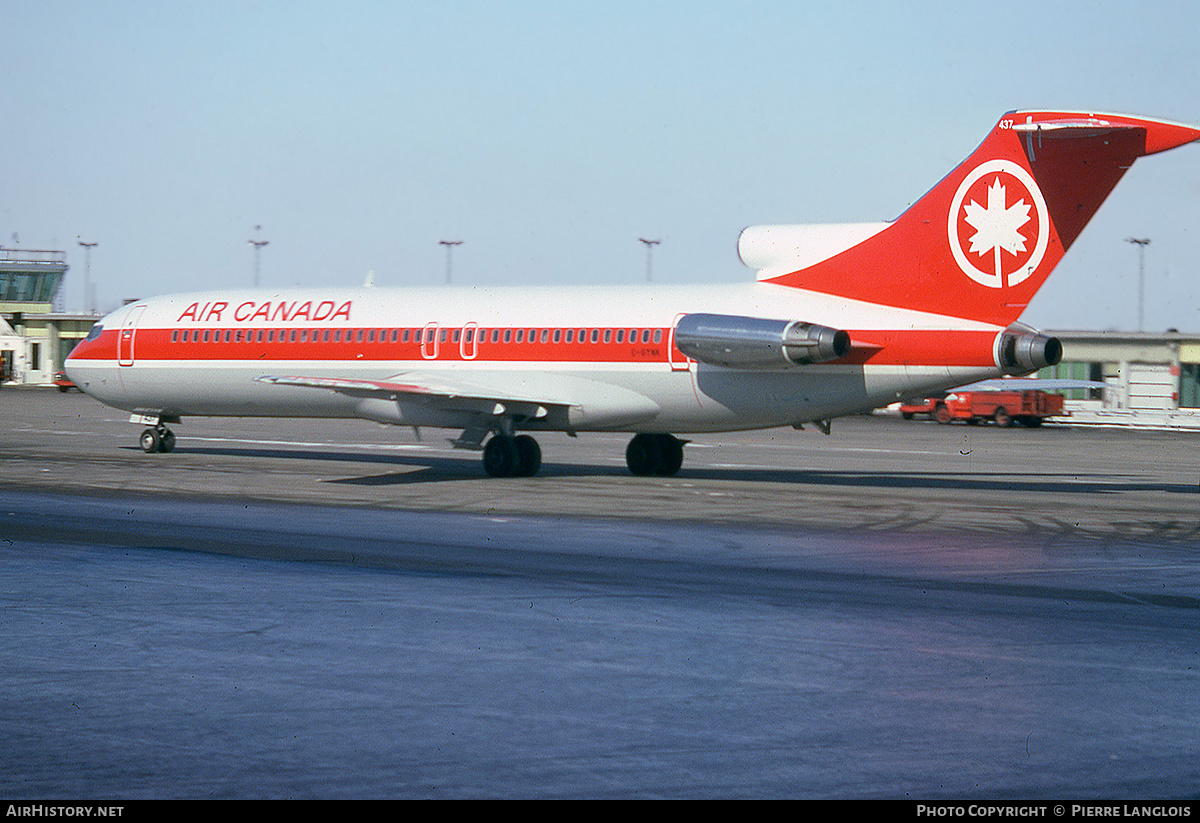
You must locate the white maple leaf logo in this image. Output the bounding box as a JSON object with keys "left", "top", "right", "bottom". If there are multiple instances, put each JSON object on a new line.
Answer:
{"left": 962, "top": 177, "right": 1032, "bottom": 281}
{"left": 948, "top": 160, "right": 1048, "bottom": 289}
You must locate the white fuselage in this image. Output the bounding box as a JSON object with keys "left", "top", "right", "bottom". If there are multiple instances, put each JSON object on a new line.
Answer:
{"left": 66, "top": 280, "right": 1006, "bottom": 434}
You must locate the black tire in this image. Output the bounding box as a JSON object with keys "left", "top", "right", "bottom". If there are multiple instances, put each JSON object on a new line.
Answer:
{"left": 994, "top": 407, "right": 1013, "bottom": 427}
{"left": 140, "top": 428, "right": 161, "bottom": 453}
{"left": 626, "top": 433, "right": 658, "bottom": 476}
{"left": 934, "top": 403, "right": 952, "bottom": 424}
{"left": 626, "top": 433, "right": 684, "bottom": 477}
{"left": 657, "top": 433, "right": 684, "bottom": 476}
{"left": 513, "top": 434, "right": 541, "bottom": 477}
{"left": 483, "top": 434, "right": 519, "bottom": 477}
{"left": 159, "top": 430, "right": 176, "bottom": 452}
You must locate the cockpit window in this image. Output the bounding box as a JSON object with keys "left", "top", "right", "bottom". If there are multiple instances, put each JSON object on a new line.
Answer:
{"left": 85, "top": 323, "right": 104, "bottom": 342}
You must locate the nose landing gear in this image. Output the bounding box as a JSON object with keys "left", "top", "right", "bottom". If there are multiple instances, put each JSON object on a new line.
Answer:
{"left": 139, "top": 425, "right": 176, "bottom": 453}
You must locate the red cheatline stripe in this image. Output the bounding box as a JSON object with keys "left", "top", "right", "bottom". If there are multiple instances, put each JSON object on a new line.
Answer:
{"left": 72, "top": 326, "right": 1000, "bottom": 367}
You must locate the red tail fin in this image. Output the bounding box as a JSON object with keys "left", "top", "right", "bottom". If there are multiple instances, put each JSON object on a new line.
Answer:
{"left": 761, "top": 110, "right": 1200, "bottom": 326}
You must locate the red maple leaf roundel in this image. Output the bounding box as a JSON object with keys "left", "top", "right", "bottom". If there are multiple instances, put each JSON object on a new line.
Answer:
{"left": 948, "top": 159, "right": 1048, "bottom": 289}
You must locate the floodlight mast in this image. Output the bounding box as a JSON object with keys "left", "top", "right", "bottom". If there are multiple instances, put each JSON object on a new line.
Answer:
{"left": 1126, "top": 237, "right": 1150, "bottom": 332}
{"left": 639, "top": 237, "right": 660, "bottom": 282}
{"left": 249, "top": 226, "right": 269, "bottom": 287}
{"left": 440, "top": 240, "right": 462, "bottom": 284}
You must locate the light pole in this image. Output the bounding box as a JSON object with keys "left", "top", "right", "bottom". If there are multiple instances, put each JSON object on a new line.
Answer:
{"left": 249, "top": 226, "right": 269, "bottom": 287}
{"left": 1126, "top": 237, "right": 1150, "bottom": 332}
{"left": 440, "top": 240, "right": 462, "bottom": 284}
{"left": 639, "top": 237, "right": 660, "bottom": 282}
{"left": 78, "top": 241, "right": 97, "bottom": 314}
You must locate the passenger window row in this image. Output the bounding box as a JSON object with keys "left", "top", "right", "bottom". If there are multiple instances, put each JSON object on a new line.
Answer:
{"left": 169, "top": 327, "right": 666, "bottom": 345}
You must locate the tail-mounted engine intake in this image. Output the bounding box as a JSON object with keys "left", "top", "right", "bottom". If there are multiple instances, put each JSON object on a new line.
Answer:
{"left": 674, "top": 313, "right": 850, "bottom": 369}
{"left": 995, "top": 327, "right": 1063, "bottom": 374}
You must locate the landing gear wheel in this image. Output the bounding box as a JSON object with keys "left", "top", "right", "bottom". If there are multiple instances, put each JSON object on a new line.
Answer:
{"left": 626, "top": 433, "right": 656, "bottom": 476}
{"left": 482, "top": 433, "right": 542, "bottom": 477}
{"left": 658, "top": 434, "right": 684, "bottom": 476}
{"left": 140, "top": 426, "right": 176, "bottom": 454}
{"left": 140, "top": 428, "right": 161, "bottom": 453}
{"left": 626, "top": 433, "right": 684, "bottom": 477}
{"left": 513, "top": 434, "right": 542, "bottom": 477}
{"left": 483, "top": 434, "right": 519, "bottom": 477}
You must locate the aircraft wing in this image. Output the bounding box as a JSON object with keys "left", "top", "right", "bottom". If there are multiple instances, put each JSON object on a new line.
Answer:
{"left": 256, "top": 370, "right": 662, "bottom": 435}
{"left": 256, "top": 372, "right": 571, "bottom": 413}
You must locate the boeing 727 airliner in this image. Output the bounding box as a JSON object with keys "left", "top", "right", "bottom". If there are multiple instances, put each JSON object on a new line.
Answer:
{"left": 65, "top": 110, "right": 1200, "bottom": 477}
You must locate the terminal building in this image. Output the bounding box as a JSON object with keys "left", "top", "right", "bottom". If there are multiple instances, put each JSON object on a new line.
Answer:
{"left": 0, "top": 248, "right": 96, "bottom": 385}
{"left": 1037, "top": 329, "right": 1200, "bottom": 428}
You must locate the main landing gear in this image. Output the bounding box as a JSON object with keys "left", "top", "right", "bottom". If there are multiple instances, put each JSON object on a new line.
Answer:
{"left": 139, "top": 425, "right": 176, "bottom": 453}
{"left": 479, "top": 431, "right": 686, "bottom": 478}
{"left": 625, "top": 432, "right": 684, "bottom": 477}
{"left": 482, "top": 433, "right": 542, "bottom": 477}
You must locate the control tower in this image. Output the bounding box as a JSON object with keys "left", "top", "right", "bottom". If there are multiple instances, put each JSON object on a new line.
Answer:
{"left": 0, "top": 248, "right": 91, "bottom": 385}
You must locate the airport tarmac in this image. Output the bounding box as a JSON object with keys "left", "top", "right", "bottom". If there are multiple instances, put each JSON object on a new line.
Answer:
{"left": 5, "top": 388, "right": 1200, "bottom": 537}
{"left": 2, "top": 389, "right": 1200, "bottom": 799}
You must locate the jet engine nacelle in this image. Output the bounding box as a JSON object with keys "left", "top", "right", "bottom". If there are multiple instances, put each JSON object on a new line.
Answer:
{"left": 995, "top": 327, "right": 1063, "bottom": 374}
{"left": 674, "top": 313, "right": 850, "bottom": 369}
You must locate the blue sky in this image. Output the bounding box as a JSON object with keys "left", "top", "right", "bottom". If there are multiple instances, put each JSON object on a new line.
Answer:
{"left": 3, "top": 0, "right": 1199, "bottom": 331}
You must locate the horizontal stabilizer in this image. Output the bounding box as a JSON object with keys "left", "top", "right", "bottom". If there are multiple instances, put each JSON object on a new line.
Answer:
{"left": 1010, "top": 113, "right": 1200, "bottom": 154}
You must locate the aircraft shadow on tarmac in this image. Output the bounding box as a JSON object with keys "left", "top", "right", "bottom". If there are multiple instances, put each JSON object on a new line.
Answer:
{"left": 171, "top": 444, "right": 1198, "bottom": 495}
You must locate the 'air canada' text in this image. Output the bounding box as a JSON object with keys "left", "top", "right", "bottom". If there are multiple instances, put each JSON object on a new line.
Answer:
{"left": 177, "top": 300, "right": 354, "bottom": 324}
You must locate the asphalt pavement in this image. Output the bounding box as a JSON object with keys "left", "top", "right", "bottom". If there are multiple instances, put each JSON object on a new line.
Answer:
{"left": 2, "top": 389, "right": 1199, "bottom": 799}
